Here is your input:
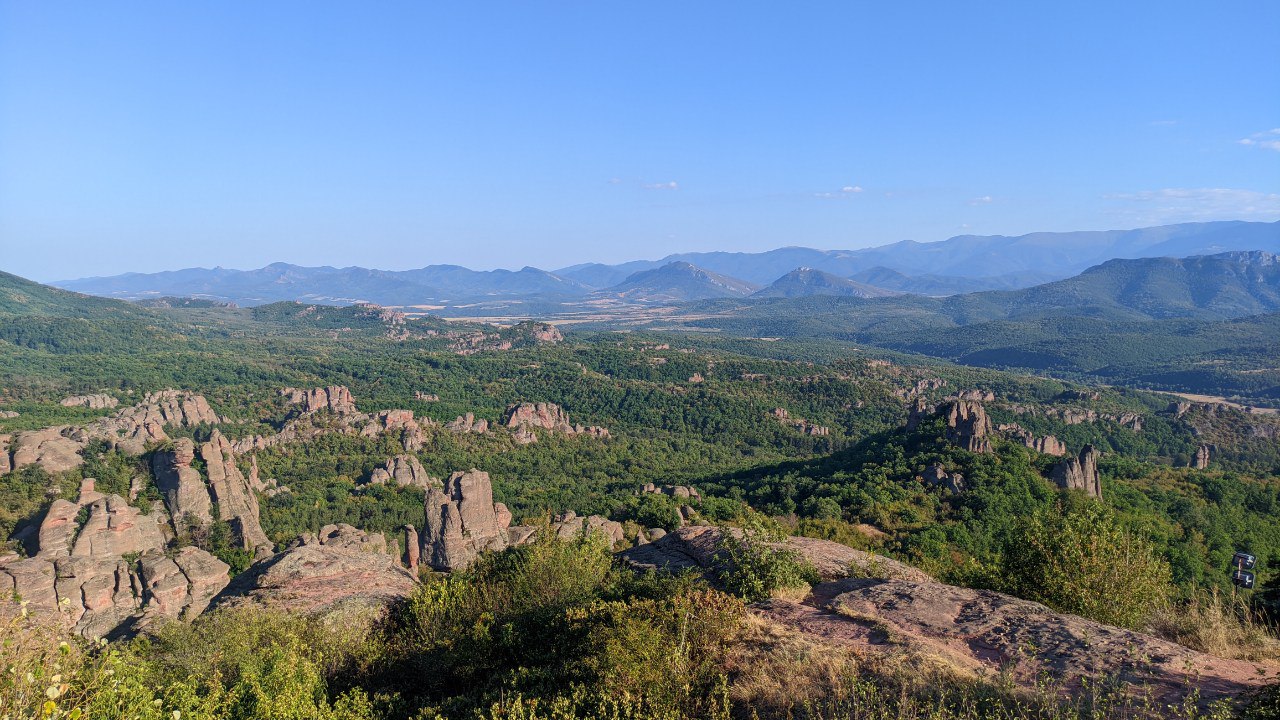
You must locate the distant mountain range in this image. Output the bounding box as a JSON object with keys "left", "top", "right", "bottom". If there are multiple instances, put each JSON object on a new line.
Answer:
{"left": 51, "top": 220, "right": 1280, "bottom": 310}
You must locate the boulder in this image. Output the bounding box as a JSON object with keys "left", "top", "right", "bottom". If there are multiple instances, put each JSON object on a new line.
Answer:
{"left": 6, "top": 426, "right": 85, "bottom": 475}
{"left": 446, "top": 413, "right": 489, "bottom": 434}
{"left": 921, "top": 465, "right": 966, "bottom": 493}
{"left": 214, "top": 530, "right": 416, "bottom": 614}
{"left": 504, "top": 402, "right": 609, "bottom": 440}
{"left": 1049, "top": 445, "right": 1102, "bottom": 498}
{"left": 1193, "top": 444, "right": 1214, "bottom": 469}
{"left": 283, "top": 386, "right": 358, "bottom": 415}
{"left": 69, "top": 495, "right": 167, "bottom": 558}
{"left": 37, "top": 499, "right": 81, "bottom": 558}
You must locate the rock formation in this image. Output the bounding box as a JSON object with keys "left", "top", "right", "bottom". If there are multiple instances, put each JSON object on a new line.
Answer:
{"left": 153, "top": 439, "right": 213, "bottom": 528}
{"left": 503, "top": 402, "right": 610, "bottom": 443}
{"left": 368, "top": 454, "right": 437, "bottom": 488}
{"left": 214, "top": 526, "right": 415, "bottom": 614}
{"left": 421, "top": 469, "right": 508, "bottom": 570}
{"left": 922, "top": 465, "right": 966, "bottom": 493}
{"left": 0, "top": 481, "right": 228, "bottom": 638}
{"left": 620, "top": 525, "right": 930, "bottom": 584}
{"left": 1049, "top": 444, "right": 1102, "bottom": 498}
{"left": 283, "top": 385, "right": 358, "bottom": 415}
{"left": 770, "top": 408, "right": 830, "bottom": 436}
{"left": 1193, "top": 444, "right": 1214, "bottom": 469}
{"left": 200, "top": 430, "right": 271, "bottom": 551}
{"left": 641, "top": 483, "right": 702, "bottom": 500}
{"left": 446, "top": 413, "right": 490, "bottom": 434}
{"left": 2, "top": 427, "right": 84, "bottom": 475}
{"left": 61, "top": 393, "right": 119, "bottom": 409}
{"left": 942, "top": 400, "right": 992, "bottom": 453}
{"left": 904, "top": 397, "right": 934, "bottom": 431}
{"left": 998, "top": 423, "right": 1067, "bottom": 456}
{"left": 363, "top": 409, "right": 428, "bottom": 451}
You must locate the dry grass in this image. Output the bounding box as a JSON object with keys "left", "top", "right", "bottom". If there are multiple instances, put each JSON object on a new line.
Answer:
{"left": 1149, "top": 589, "right": 1280, "bottom": 664}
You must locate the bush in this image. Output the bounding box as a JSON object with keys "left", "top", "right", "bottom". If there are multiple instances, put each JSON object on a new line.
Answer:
{"left": 1000, "top": 502, "right": 1172, "bottom": 628}
{"left": 714, "top": 515, "right": 820, "bottom": 602}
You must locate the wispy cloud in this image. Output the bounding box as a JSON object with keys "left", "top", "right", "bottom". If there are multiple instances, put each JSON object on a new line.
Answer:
{"left": 1149, "top": 119, "right": 1179, "bottom": 127}
{"left": 643, "top": 181, "right": 679, "bottom": 190}
{"left": 815, "top": 185, "right": 863, "bottom": 199}
{"left": 1107, "top": 187, "right": 1280, "bottom": 224}
{"left": 968, "top": 195, "right": 993, "bottom": 206}
{"left": 1239, "top": 128, "right": 1280, "bottom": 151}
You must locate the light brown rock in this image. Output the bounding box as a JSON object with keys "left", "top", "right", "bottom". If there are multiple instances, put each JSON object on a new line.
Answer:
{"left": 153, "top": 438, "right": 213, "bottom": 528}
{"left": 1050, "top": 444, "right": 1102, "bottom": 498}
{"left": 201, "top": 430, "right": 271, "bottom": 551}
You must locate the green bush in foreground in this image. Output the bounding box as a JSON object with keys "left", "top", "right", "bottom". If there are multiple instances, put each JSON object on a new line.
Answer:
{"left": 1000, "top": 501, "right": 1172, "bottom": 628}
{"left": 714, "top": 514, "right": 821, "bottom": 602}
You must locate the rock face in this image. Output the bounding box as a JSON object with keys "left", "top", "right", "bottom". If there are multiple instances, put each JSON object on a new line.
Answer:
{"left": 4, "top": 427, "right": 85, "bottom": 475}
{"left": 998, "top": 423, "right": 1067, "bottom": 456}
{"left": 1049, "top": 444, "right": 1102, "bottom": 498}
{"left": 503, "top": 402, "right": 610, "bottom": 443}
{"left": 641, "top": 483, "right": 702, "bottom": 500}
{"left": 369, "top": 454, "right": 437, "bottom": 488}
{"left": 363, "top": 409, "right": 427, "bottom": 452}
{"left": 921, "top": 465, "right": 966, "bottom": 493}
{"left": 619, "top": 525, "right": 931, "bottom": 584}
{"left": 61, "top": 393, "right": 119, "bottom": 409}
{"left": 153, "top": 439, "right": 213, "bottom": 527}
{"left": 446, "top": 413, "right": 490, "bottom": 434}
{"left": 904, "top": 397, "right": 934, "bottom": 431}
{"left": 421, "top": 469, "right": 509, "bottom": 571}
{"left": 200, "top": 430, "right": 271, "bottom": 551}
{"left": 942, "top": 400, "right": 992, "bottom": 453}
{"left": 752, "top": 577, "right": 1275, "bottom": 707}
{"left": 283, "top": 386, "right": 358, "bottom": 415}
{"left": 1193, "top": 443, "right": 1214, "bottom": 469}
{"left": 215, "top": 526, "right": 416, "bottom": 614}
{"left": 770, "top": 408, "right": 830, "bottom": 436}
{"left": 0, "top": 482, "right": 229, "bottom": 638}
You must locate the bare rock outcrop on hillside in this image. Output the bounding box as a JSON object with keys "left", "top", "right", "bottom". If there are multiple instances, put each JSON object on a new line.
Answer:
{"left": 998, "top": 423, "right": 1067, "bottom": 456}
{"left": 283, "top": 385, "right": 358, "bottom": 415}
{"left": 921, "top": 465, "right": 966, "bottom": 493}
{"left": 61, "top": 393, "right": 119, "bottom": 409}
{"left": 369, "top": 454, "right": 438, "bottom": 488}
{"left": 1049, "top": 444, "right": 1102, "bottom": 498}
{"left": 153, "top": 439, "right": 213, "bottom": 526}
{"left": 1193, "top": 443, "right": 1215, "bottom": 469}
{"left": 942, "top": 400, "right": 992, "bottom": 453}
{"left": 200, "top": 430, "right": 271, "bottom": 551}
{"left": 446, "top": 413, "right": 490, "bottom": 434}
{"left": 503, "top": 402, "right": 610, "bottom": 443}
{"left": 619, "top": 525, "right": 930, "bottom": 584}
{"left": 0, "top": 482, "right": 229, "bottom": 638}
{"left": 770, "top": 408, "right": 830, "bottom": 436}
{"left": 751, "top": 577, "right": 1277, "bottom": 706}
{"left": 421, "top": 469, "right": 509, "bottom": 570}
{"left": 215, "top": 526, "right": 415, "bottom": 614}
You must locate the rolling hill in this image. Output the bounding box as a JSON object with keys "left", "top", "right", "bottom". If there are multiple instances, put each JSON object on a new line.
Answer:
{"left": 598, "top": 261, "right": 760, "bottom": 302}
{"left": 752, "top": 268, "right": 898, "bottom": 299}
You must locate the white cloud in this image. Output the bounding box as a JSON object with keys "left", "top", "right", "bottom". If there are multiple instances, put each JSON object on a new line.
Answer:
{"left": 643, "top": 181, "right": 679, "bottom": 190}
{"left": 968, "top": 195, "right": 993, "bottom": 205}
{"left": 815, "top": 185, "right": 864, "bottom": 199}
{"left": 1239, "top": 128, "right": 1280, "bottom": 151}
{"left": 1107, "top": 187, "right": 1280, "bottom": 224}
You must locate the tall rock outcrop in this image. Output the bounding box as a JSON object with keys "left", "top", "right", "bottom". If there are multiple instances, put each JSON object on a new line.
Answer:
{"left": 421, "top": 469, "right": 508, "bottom": 571}
{"left": 200, "top": 430, "right": 271, "bottom": 552}
{"left": 942, "top": 400, "right": 993, "bottom": 453}
{"left": 61, "top": 394, "right": 119, "bottom": 409}
{"left": 1050, "top": 445, "right": 1102, "bottom": 498}
{"left": 1192, "top": 444, "right": 1214, "bottom": 469}
{"left": 70, "top": 495, "right": 168, "bottom": 558}
{"left": 152, "top": 439, "right": 213, "bottom": 528}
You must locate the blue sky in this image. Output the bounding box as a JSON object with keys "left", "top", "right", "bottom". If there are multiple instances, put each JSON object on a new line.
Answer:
{"left": 2, "top": 2, "right": 1277, "bottom": 281}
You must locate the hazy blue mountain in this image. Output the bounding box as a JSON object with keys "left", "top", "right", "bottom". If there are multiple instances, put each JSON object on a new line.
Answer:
{"left": 562, "top": 220, "right": 1280, "bottom": 289}
{"left": 57, "top": 262, "right": 592, "bottom": 307}
{"left": 752, "top": 268, "right": 899, "bottom": 299}
{"left": 847, "top": 267, "right": 1056, "bottom": 296}
{"left": 599, "top": 261, "right": 759, "bottom": 302}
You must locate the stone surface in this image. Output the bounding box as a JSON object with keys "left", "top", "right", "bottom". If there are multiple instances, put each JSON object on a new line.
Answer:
{"left": 369, "top": 454, "right": 437, "bottom": 488}
{"left": 1193, "top": 443, "right": 1214, "bottom": 469}
{"left": 446, "top": 413, "right": 490, "bottom": 434}
{"left": 153, "top": 438, "right": 213, "bottom": 528}
{"left": 942, "top": 400, "right": 992, "bottom": 453}
{"left": 619, "top": 525, "right": 931, "bottom": 584}
{"left": 215, "top": 529, "right": 416, "bottom": 614}
{"left": 421, "top": 469, "right": 508, "bottom": 570}
{"left": 61, "top": 393, "right": 119, "bottom": 409}
{"left": 769, "top": 408, "right": 830, "bottom": 436}
{"left": 921, "top": 465, "right": 966, "bottom": 493}
{"left": 70, "top": 495, "right": 167, "bottom": 558}
{"left": 6, "top": 426, "right": 85, "bottom": 475}
{"left": 1049, "top": 444, "right": 1102, "bottom": 498}
{"left": 200, "top": 430, "right": 271, "bottom": 551}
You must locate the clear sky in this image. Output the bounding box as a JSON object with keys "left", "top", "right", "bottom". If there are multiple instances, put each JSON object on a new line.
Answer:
{"left": 2, "top": 2, "right": 1277, "bottom": 281}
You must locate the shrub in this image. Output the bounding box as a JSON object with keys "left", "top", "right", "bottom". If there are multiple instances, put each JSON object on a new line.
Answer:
{"left": 1000, "top": 502, "right": 1172, "bottom": 628}
{"left": 714, "top": 515, "right": 820, "bottom": 602}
